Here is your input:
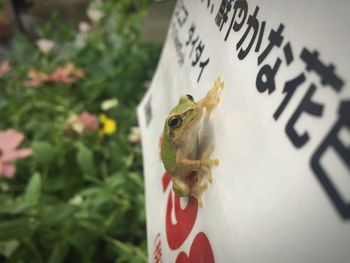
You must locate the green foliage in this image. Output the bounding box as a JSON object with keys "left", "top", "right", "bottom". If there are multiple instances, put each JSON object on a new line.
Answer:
{"left": 32, "top": 141, "right": 57, "bottom": 165}
{"left": 76, "top": 142, "right": 96, "bottom": 176}
{"left": 0, "top": 0, "right": 161, "bottom": 262}
{"left": 24, "top": 173, "right": 42, "bottom": 206}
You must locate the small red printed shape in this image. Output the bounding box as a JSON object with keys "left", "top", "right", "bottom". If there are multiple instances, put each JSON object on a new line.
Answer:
{"left": 175, "top": 232, "right": 215, "bottom": 263}
{"left": 153, "top": 233, "right": 162, "bottom": 263}
{"left": 166, "top": 189, "right": 199, "bottom": 250}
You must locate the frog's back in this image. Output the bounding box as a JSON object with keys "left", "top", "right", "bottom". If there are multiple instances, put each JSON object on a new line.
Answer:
{"left": 160, "top": 126, "right": 177, "bottom": 174}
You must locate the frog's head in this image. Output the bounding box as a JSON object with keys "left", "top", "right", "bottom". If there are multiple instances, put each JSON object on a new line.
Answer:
{"left": 165, "top": 94, "right": 202, "bottom": 145}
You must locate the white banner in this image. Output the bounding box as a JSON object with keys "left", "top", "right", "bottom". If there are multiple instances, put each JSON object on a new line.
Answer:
{"left": 137, "top": 0, "right": 350, "bottom": 262}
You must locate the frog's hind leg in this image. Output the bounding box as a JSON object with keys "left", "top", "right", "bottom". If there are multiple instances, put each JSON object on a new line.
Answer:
{"left": 172, "top": 176, "right": 191, "bottom": 196}
{"left": 202, "top": 166, "right": 213, "bottom": 184}
{"left": 173, "top": 175, "right": 207, "bottom": 207}
{"left": 200, "top": 144, "right": 219, "bottom": 183}
{"left": 190, "top": 180, "right": 208, "bottom": 207}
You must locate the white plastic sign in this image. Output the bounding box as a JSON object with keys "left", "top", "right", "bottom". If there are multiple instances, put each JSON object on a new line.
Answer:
{"left": 137, "top": 0, "right": 350, "bottom": 262}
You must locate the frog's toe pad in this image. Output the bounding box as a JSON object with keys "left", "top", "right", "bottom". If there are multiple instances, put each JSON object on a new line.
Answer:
{"left": 212, "top": 159, "right": 219, "bottom": 166}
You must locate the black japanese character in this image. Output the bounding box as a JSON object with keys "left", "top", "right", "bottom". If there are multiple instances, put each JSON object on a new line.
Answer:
{"left": 175, "top": 1, "right": 189, "bottom": 27}
{"left": 274, "top": 73, "right": 306, "bottom": 120}
{"left": 255, "top": 21, "right": 265, "bottom": 53}
{"left": 185, "top": 23, "right": 196, "bottom": 46}
{"left": 283, "top": 42, "right": 294, "bottom": 65}
{"left": 256, "top": 58, "right": 282, "bottom": 94}
{"left": 236, "top": 6, "right": 260, "bottom": 60}
{"left": 189, "top": 36, "right": 199, "bottom": 58}
{"left": 224, "top": 0, "right": 248, "bottom": 41}
{"left": 311, "top": 100, "right": 350, "bottom": 220}
{"left": 300, "top": 48, "right": 344, "bottom": 92}
{"left": 215, "top": 0, "right": 234, "bottom": 31}
{"left": 197, "top": 58, "right": 210, "bottom": 82}
{"left": 285, "top": 84, "right": 324, "bottom": 148}
{"left": 192, "top": 40, "right": 205, "bottom": 66}
{"left": 258, "top": 23, "right": 284, "bottom": 65}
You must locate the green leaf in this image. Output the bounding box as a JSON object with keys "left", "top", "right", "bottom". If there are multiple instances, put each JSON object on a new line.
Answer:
{"left": 24, "top": 173, "right": 42, "bottom": 206}
{"left": 78, "top": 221, "right": 103, "bottom": 234}
{"left": 76, "top": 143, "right": 96, "bottom": 176}
{"left": 104, "top": 236, "right": 147, "bottom": 263}
{"left": 107, "top": 141, "right": 125, "bottom": 171}
{"left": 32, "top": 141, "right": 56, "bottom": 165}
{"left": 128, "top": 172, "right": 143, "bottom": 189}
{"left": 0, "top": 202, "right": 31, "bottom": 215}
{"left": 105, "top": 173, "right": 124, "bottom": 190}
{"left": 0, "top": 240, "right": 20, "bottom": 258}
{"left": 39, "top": 204, "right": 76, "bottom": 227}
{"left": 47, "top": 242, "right": 69, "bottom": 263}
{"left": 0, "top": 218, "right": 35, "bottom": 241}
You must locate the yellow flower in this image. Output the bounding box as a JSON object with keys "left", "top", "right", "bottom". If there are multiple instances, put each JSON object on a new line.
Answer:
{"left": 99, "top": 114, "right": 117, "bottom": 136}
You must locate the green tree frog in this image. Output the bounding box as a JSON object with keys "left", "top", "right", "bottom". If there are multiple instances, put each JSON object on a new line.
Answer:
{"left": 160, "top": 77, "right": 224, "bottom": 207}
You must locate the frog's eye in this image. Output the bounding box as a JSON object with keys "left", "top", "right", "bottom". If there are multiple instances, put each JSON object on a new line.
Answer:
{"left": 168, "top": 116, "right": 182, "bottom": 128}
{"left": 186, "top": 94, "right": 194, "bottom": 101}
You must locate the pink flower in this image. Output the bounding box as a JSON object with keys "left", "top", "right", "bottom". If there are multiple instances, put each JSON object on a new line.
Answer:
{"left": 23, "top": 79, "right": 42, "bottom": 88}
{"left": 50, "top": 63, "right": 85, "bottom": 84}
{"left": 0, "top": 129, "right": 32, "bottom": 178}
{"left": 66, "top": 112, "right": 99, "bottom": 138}
{"left": 23, "top": 69, "right": 50, "bottom": 88}
{"left": 36, "top": 39, "right": 55, "bottom": 55}
{"left": 79, "top": 21, "right": 91, "bottom": 33}
{"left": 0, "top": 60, "right": 10, "bottom": 79}
{"left": 51, "top": 68, "right": 75, "bottom": 84}
{"left": 79, "top": 112, "right": 99, "bottom": 132}
{"left": 87, "top": 9, "right": 104, "bottom": 22}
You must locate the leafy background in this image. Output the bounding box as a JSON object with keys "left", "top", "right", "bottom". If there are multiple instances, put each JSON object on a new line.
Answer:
{"left": 0, "top": 0, "right": 161, "bottom": 262}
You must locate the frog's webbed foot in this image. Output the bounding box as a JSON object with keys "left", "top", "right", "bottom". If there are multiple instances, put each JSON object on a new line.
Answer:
{"left": 199, "top": 77, "right": 224, "bottom": 119}
{"left": 191, "top": 180, "right": 208, "bottom": 207}
{"left": 200, "top": 144, "right": 219, "bottom": 184}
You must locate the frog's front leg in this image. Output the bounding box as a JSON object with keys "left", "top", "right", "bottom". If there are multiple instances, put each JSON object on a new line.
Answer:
{"left": 175, "top": 150, "right": 218, "bottom": 174}
{"left": 175, "top": 148, "right": 219, "bottom": 187}
{"left": 199, "top": 77, "right": 224, "bottom": 118}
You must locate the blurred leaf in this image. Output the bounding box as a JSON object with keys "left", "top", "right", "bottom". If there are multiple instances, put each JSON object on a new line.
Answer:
{"left": 107, "top": 140, "right": 126, "bottom": 171}
{"left": 104, "top": 236, "right": 147, "bottom": 263}
{"left": 76, "top": 143, "right": 96, "bottom": 176}
{"left": 0, "top": 202, "right": 30, "bottom": 215}
{"left": 78, "top": 220, "right": 103, "bottom": 234}
{"left": 0, "top": 240, "right": 20, "bottom": 258}
{"left": 105, "top": 173, "right": 124, "bottom": 190}
{"left": 39, "top": 204, "right": 76, "bottom": 227}
{"left": 32, "top": 141, "right": 56, "bottom": 165}
{"left": 24, "top": 173, "right": 42, "bottom": 206}
{"left": 47, "top": 242, "right": 69, "bottom": 263}
{"left": 79, "top": 186, "right": 102, "bottom": 197}
{"left": 128, "top": 172, "right": 143, "bottom": 189}
{"left": 0, "top": 218, "right": 34, "bottom": 241}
